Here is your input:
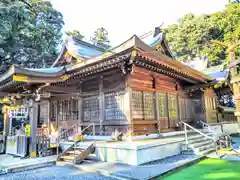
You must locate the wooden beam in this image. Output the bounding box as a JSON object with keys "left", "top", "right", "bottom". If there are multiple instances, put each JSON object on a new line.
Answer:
{"left": 42, "top": 86, "right": 80, "bottom": 94}
{"left": 184, "top": 80, "right": 217, "bottom": 91}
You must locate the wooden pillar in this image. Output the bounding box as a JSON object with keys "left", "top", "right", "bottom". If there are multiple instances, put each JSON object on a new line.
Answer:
{"left": 154, "top": 91, "right": 160, "bottom": 133}
{"left": 46, "top": 100, "right": 50, "bottom": 134}
{"left": 56, "top": 100, "right": 59, "bottom": 131}
{"left": 3, "top": 105, "right": 10, "bottom": 136}
{"left": 78, "top": 85, "right": 83, "bottom": 133}
{"left": 99, "top": 76, "right": 105, "bottom": 135}
{"left": 124, "top": 76, "right": 133, "bottom": 136}
{"left": 29, "top": 101, "right": 39, "bottom": 157}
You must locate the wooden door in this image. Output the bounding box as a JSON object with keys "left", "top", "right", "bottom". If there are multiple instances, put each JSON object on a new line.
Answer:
{"left": 168, "top": 93, "right": 178, "bottom": 129}
{"left": 192, "top": 99, "right": 205, "bottom": 121}
{"left": 157, "top": 92, "right": 169, "bottom": 130}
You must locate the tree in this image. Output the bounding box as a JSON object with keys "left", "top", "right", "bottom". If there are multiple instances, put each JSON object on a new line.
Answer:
{"left": 210, "top": 3, "right": 240, "bottom": 65}
{"left": 0, "top": 0, "right": 64, "bottom": 73}
{"left": 229, "top": 0, "right": 240, "bottom": 3}
{"left": 165, "top": 3, "right": 240, "bottom": 66}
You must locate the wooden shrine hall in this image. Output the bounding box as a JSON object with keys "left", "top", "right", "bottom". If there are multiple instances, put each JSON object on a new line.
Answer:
{"left": 0, "top": 29, "right": 218, "bottom": 140}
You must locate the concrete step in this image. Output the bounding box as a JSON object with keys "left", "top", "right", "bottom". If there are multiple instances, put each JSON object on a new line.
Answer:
{"left": 195, "top": 143, "right": 215, "bottom": 153}
{"left": 181, "top": 150, "right": 195, "bottom": 155}
{"left": 187, "top": 137, "right": 209, "bottom": 144}
{"left": 187, "top": 135, "right": 214, "bottom": 144}
{"left": 198, "top": 147, "right": 216, "bottom": 155}
{"left": 60, "top": 155, "right": 75, "bottom": 161}
{"left": 67, "top": 150, "right": 84, "bottom": 155}
{"left": 188, "top": 139, "right": 214, "bottom": 148}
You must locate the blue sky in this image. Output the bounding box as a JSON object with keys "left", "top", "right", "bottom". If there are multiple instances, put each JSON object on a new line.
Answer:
{"left": 51, "top": 0, "right": 229, "bottom": 46}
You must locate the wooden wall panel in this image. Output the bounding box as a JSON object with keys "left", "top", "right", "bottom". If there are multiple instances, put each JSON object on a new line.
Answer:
{"left": 156, "top": 92, "right": 169, "bottom": 130}
{"left": 104, "top": 92, "right": 126, "bottom": 121}
{"left": 82, "top": 95, "right": 100, "bottom": 122}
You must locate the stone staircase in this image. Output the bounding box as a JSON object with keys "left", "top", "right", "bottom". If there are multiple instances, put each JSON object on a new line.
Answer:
{"left": 58, "top": 141, "right": 95, "bottom": 164}
{"left": 181, "top": 132, "right": 216, "bottom": 155}
{"left": 57, "top": 123, "right": 96, "bottom": 164}
{"left": 180, "top": 121, "right": 217, "bottom": 156}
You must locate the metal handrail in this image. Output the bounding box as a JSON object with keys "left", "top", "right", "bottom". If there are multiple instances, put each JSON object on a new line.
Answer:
{"left": 59, "top": 124, "right": 77, "bottom": 141}
{"left": 80, "top": 123, "right": 95, "bottom": 136}
{"left": 57, "top": 123, "right": 95, "bottom": 157}
{"left": 73, "top": 123, "right": 95, "bottom": 159}
{"left": 181, "top": 121, "right": 215, "bottom": 145}
{"left": 199, "top": 120, "right": 216, "bottom": 133}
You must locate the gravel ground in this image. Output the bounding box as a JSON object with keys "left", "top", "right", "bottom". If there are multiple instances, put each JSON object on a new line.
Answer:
{"left": 0, "top": 165, "right": 118, "bottom": 180}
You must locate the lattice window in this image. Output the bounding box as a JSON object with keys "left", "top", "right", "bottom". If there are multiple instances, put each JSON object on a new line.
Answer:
{"left": 105, "top": 92, "right": 125, "bottom": 120}
{"left": 143, "top": 92, "right": 154, "bottom": 119}
{"left": 39, "top": 103, "right": 48, "bottom": 124}
{"left": 83, "top": 96, "right": 99, "bottom": 122}
{"left": 50, "top": 101, "right": 57, "bottom": 121}
{"left": 157, "top": 92, "right": 167, "bottom": 117}
{"left": 132, "top": 91, "right": 144, "bottom": 119}
{"left": 168, "top": 94, "right": 177, "bottom": 118}
{"left": 58, "top": 101, "right": 63, "bottom": 121}
{"left": 71, "top": 99, "right": 78, "bottom": 120}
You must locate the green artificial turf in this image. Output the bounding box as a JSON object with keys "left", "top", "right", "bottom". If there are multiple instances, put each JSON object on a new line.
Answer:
{"left": 160, "top": 158, "right": 240, "bottom": 180}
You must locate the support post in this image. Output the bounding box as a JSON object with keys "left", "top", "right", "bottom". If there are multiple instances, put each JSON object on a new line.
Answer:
{"left": 78, "top": 85, "right": 83, "bottom": 134}
{"left": 99, "top": 76, "right": 105, "bottom": 135}
{"left": 184, "top": 124, "right": 188, "bottom": 145}
{"left": 29, "top": 101, "right": 39, "bottom": 158}
{"left": 3, "top": 105, "right": 10, "bottom": 136}
{"left": 154, "top": 91, "right": 160, "bottom": 133}
{"left": 124, "top": 76, "right": 133, "bottom": 138}
{"left": 3, "top": 105, "right": 9, "bottom": 153}
{"left": 47, "top": 100, "right": 50, "bottom": 134}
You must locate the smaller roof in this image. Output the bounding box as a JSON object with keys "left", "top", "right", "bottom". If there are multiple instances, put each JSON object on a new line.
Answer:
{"left": 0, "top": 65, "right": 67, "bottom": 92}
{"left": 0, "top": 65, "right": 66, "bottom": 83}
{"left": 66, "top": 35, "right": 106, "bottom": 59}
{"left": 207, "top": 71, "right": 229, "bottom": 81}
{"left": 202, "top": 65, "right": 229, "bottom": 81}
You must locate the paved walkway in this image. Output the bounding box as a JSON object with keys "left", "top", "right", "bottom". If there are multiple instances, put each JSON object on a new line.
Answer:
{"left": 0, "top": 165, "right": 117, "bottom": 180}
{"left": 71, "top": 154, "right": 201, "bottom": 180}
{"left": 0, "top": 154, "right": 57, "bottom": 173}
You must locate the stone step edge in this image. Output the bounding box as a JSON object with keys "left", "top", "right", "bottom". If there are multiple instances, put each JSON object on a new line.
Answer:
{"left": 65, "top": 156, "right": 206, "bottom": 180}
{"left": 150, "top": 156, "right": 207, "bottom": 180}
{"left": 0, "top": 161, "right": 56, "bottom": 174}
{"left": 60, "top": 162, "right": 127, "bottom": 180}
